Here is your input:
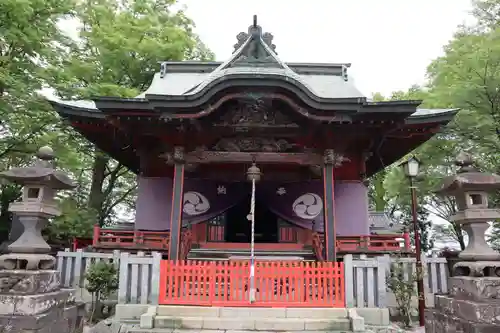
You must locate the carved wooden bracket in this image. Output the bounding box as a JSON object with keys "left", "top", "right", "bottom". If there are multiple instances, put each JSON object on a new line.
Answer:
{"left": 323, "top": 149, "right": 350, "bottom": 167}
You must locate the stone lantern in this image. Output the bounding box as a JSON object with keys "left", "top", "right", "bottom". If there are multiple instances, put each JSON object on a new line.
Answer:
{"left": 435, "top": 152, "right": 500, "bottom": 276}
{"left": 0, "top": 146, "right": 82, "bottom": 333}
{"left": 425, "top": 152, "right": 500, "bottom": 333}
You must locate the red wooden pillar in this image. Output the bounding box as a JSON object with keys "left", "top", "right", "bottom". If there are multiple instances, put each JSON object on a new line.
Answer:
{"left": 322, "top": 149, "right": 338, "bottom": 262}
{"left": 403, "top": 228, "right": 411, "bottom": 251}
{"left": 92, "top": 224, "right": 100, "bottom": 246}
{"left": 168, "top": 147, "right": 185, "bottom": 261}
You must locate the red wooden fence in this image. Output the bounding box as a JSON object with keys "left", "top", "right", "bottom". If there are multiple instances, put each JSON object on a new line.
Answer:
{"left": 158, "top": 260, "right": 345, "bottom": 307}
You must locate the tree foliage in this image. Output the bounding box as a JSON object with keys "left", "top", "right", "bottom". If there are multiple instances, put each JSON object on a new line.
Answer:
{"left": 369, "top": 0, "right": 500, "bottom": 252}
{"left": 0, "top": 0, "right": 213, "bottom": 245}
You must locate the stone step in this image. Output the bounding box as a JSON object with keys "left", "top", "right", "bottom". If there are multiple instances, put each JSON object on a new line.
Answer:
{"left": 156, "top": 305, "right": 348, "bottom": 319}
{"left": 129, "top": 329, "right": 354, "bottom": 333}
{"left": 153, "top": 316, "right": 352, "bottom": 331}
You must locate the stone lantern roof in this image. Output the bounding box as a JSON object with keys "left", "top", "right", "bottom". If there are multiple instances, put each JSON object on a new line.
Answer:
{"left": 0, "top": 146, "right": 75, "bottom": 190}
{"left": 436, "top": 152, "right": 500, "bottom": 195}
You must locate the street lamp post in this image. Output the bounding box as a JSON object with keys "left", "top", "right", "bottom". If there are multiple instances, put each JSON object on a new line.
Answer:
{"left": 400, "top": 156, "right": 426, "bottom": 327}
{"left": 246, "top": 162, "right": 261, "bottom": 303}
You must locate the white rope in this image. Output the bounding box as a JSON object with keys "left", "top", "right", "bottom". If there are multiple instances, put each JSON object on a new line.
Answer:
{"left": 249, "top": 178, "right": 256, "bottom": 302}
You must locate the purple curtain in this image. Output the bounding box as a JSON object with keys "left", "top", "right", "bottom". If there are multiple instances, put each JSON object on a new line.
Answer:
{"left": 135, "top": 177, "right": 172, "bottom": 231}
{"left": 135, "top": 177, "right": 246, "bottom": 230}
{"left": 135, "top": 177, "right": 369, "bottom": 235}
{"left": 182, "top": 180, "right": 247, "bottom": 224}
{"left": 261, "top": 181, "right": 324, "bottom": 231}
{"left": 260, "top": 180, "right": 369, "bottom": 235}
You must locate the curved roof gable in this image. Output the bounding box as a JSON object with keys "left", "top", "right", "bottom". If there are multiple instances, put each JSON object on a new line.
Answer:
{"left": 143, "top": 15, "right": 365, "bottom": 101}
{"left": 47, "top": 15, "right": 458, "bottom": 126}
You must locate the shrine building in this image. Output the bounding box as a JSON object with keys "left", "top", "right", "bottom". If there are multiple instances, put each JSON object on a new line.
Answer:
{"left": 49, "top": 18, "right": 457, "bottom": 262}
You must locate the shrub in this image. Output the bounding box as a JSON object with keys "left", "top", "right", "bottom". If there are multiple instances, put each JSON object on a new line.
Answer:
{"left": 386, "top": 258, "right": 423, "bottom": 328}
{"left": 84, "top": 260, "right": 118, "bottom": 323}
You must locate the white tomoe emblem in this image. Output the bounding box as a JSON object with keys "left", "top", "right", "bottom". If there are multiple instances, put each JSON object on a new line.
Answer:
{"left": 183, "top": 191, "right": 210, "bottom": 216}
{"left": 292, "top": 193, "right": 323, "bottom": 219}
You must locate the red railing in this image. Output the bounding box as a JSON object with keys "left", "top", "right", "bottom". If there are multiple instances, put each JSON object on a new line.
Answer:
{"left": 336, "top": 235, "right": 407, "bottom": 252}
{"left": 312, "top": 232, "right": 410, "bottom": 261}
{"left": 158, "top": 260, "right": 345, "bottom": 307}
{"left": 92, "top": 225, "right": 410, "bottom": 256}
{"left": 72, "top": 237, "right": 93, "bottom": 251}
{"left": 93, "top": 225, "right": 170, "bottom": 250}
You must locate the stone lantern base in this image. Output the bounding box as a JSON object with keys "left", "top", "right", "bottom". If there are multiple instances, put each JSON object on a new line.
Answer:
{"left": 425, "top": 276, "right": 500, "bottom": 333}
{"left": 0, "top": 269, "right": 84, "bottom": 333}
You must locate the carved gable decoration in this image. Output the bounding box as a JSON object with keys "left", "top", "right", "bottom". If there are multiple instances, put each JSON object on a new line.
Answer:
{"left": 214, "top": 98, "right": 297, "bottom": 127}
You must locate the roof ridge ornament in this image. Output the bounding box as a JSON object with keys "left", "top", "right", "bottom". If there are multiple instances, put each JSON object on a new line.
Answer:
{"left": 233, "top": 15, "right": 277, "bottom": 54}
{"left": 229, "top": 15, "right": 281, "bottom": 68}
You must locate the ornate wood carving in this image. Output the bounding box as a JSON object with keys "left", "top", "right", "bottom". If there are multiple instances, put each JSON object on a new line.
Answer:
{"left": 215, "top": 99, "right": 296, "bottom": 127}
{"left": 158, "top": 146, "right": 197, "bottom": 171}
{"left": 323, "top": 149, "right": 350, "bottom": 167}
{"left": 212, "top": 137, "right": 294, "bottom": 153}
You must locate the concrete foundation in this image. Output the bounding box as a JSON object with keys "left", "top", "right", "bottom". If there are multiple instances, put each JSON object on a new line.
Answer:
{"left": 425, "top": 276, "right": 500, "bottom": 333}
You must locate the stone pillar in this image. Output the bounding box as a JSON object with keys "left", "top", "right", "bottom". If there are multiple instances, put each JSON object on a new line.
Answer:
{"left": 168, "top": 146, "right": 186, "bottom": 261}
{"left": 425, "top": 152, "right": 500, "bottom": 333}
{"left": 322, "top": 150, "right": 349, "bottom": 262}
{"left": 0, "top": 146, "right": 83, "bottom": 333}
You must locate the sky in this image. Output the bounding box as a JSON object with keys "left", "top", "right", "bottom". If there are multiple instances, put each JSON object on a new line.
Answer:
{"left": 178, "top": 0, "right": 474, "bottom": 96}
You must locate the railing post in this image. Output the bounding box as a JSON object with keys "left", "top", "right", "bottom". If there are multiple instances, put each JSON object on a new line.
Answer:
{"left": 112, "top": 250, "right": 121, "bottom": 265}
{"left": 92, "top": 224, "right": 100, "bottom": 246}
{"left": 150, "top": 252, "right": 162, "bottom": 305}
{"left": 208, "top": 261, "right": 216, "bottom": 305}
{"left": 118, "top": 252, "right": 130, "bottom": 304}
{"left": 376, "top": 255, "right": 390, "bottom": 307}
{"left": 343, "top": 254, "right": 354, "bottom": 307}
{"left": 73, "top": 249, "right": 84, "bottom": 289}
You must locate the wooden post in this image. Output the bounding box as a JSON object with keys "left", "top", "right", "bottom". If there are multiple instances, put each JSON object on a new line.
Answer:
{"left": 92, "top": 224, "right": 100, "bottom": 246}
{"left": 168, "top": 147, "right": 185, "bottom": 260}
{"left": 403, "top": 228, "right": 411, "bottom": 251}
{"left": 322, "top": 149, "right": 339, "bottom": 262}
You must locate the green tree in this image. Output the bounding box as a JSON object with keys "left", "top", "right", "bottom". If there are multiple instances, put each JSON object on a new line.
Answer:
{"left": 0, "top": 0, "right": 77, "bottom": 241}
{"left": 369, "top": 87, "right": 440, "bottom": 251}
{"left": 426, "top": 21, "right": 500, "bottom": 249}
{"left": 48, "top": 0, "right": 214, "bottom": 227}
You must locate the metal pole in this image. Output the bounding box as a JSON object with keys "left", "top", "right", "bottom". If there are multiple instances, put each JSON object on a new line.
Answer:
{"left": 410, "top": 177, "right": 426, "bottom": 326}
{"left": 249, "top": 178, "right": 256, "bottom": 302}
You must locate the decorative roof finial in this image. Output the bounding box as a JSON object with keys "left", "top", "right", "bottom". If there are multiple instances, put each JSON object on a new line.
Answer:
{"left": 455, "top": 151, "right": 475, "bottom": 173}
{"left": 232, "top": 16, "right": 277, "bottom": 56}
